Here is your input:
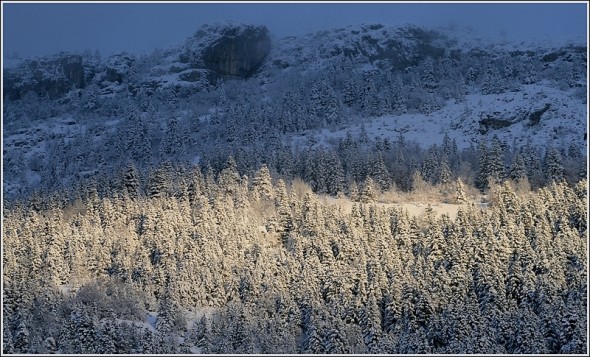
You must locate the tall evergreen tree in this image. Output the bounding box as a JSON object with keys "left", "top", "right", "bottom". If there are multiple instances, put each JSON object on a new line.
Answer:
{"left": 509, "top": 151, "right": 528, "bottom": 182}
{"left": 360, "top": 176, "right": 377, "bottom": 203}
{"left": 123, "top": 162, "right": 141, "bottom": 198}
{"left": 544, "top": 146, "right": 565, "bottom": 182}
{"left": 370, "top": 152, "right": 392, "bottom": 191}
{"left": 147, "top": 165, "right": 169, "bottom": 199}
{"left": 252, "top": 164, "right": 274, "bottom": 201}
{"left": 487, "top": 136, "right": 506, "bottom": 183}
{"left": 438, "top": 158, "right": 452, "bottom": 185}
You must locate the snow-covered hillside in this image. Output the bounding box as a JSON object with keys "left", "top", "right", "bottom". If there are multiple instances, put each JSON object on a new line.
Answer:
{"left": 3, "top": 21, "right": 588, "bottom": 356}
{"left": 292, "top": 81, "right": 586, "bottom": 152}
{"left": 2, "top": 22, "right": 587, "bottom": 199}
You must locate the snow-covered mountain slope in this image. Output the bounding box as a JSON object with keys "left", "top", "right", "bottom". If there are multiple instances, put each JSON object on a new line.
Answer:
{"left": 2, "top": 22, "right": 588, "bottom": 198}
{"left": 292, "top": 81, "right": 586, "bottom": 152}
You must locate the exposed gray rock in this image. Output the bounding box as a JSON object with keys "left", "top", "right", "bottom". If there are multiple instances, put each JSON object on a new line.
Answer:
{"left": 542, "top": 51, "right": 565, "bottom": 62}
{"left": 184, "top": 23, "right": 271, "bottom": 78}
{"left": 528, "top": 104, "right": 551, "bottom": 125}
{"left": 3, "top": 54, "right": 86, "bottom": 100}
{"left": 478, "top": 103, "right": 552, "bottom": 134}
{"left": 478, "top": 113, "right": 514, "bottom": 134}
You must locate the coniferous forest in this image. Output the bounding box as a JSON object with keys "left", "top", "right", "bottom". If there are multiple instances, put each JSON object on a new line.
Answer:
{"left": 2, "top": 161, "right": 588, "bottom": 353}
{"left": 2, "top": 12, "right": 589, "bottom": 356}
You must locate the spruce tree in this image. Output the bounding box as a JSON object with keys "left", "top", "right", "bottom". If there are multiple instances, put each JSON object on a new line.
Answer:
{"left": 509, "top": 151, "right": 528, "bottom": 182}
{"left": 455, "top": 177, "right": 467, "bottom": 204}
{"left": 147, "top": 166, "right": 168, "bottom": 199}
{"left": 488, "top": 136, "right": 506, "bottom": 183}
{"left": 360, "top": 177, "right": 377, "bottom": 203}
{"left": 544, "top": 146, "right": 565, "bottom": 182}
{"left": 325, "top": 150, "right": 345, "bottom": 195}
{"left": 123, "top": 162, "right": 141, "bottom": 198}
{"left": 438, "top": 158, "right": 452, "bottom": 185}
{"left": 475, "top": 141, "right": 489, "bottom": 191}
{"left": 252, "top": 164, "right": 274, "bottom": 201}
{"left": 370, "top": 152, "right": 392, "bottom": 191}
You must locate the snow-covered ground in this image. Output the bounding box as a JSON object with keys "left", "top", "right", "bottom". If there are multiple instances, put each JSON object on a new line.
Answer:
{"left": 321, "top": 195, "right": 488, "bottom": 221}
{"left": 291, "top": 82, "right": 587, "bottom": 151}
{"left": 325, "top": 196, "right": 460, "bottom": 219}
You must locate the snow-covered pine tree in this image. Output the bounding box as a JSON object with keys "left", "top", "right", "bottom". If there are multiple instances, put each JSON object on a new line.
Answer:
{"left": 369, "top": 152, "right": 391, "bottom": 191}
{"left": 438, "top": 158, "right": 452, "bottom": 185}
{"left": 487, "top": 136, "right": 506, "bottom": 184}
{"left": 390, "top": 72, "right": 408, "bottom": 114}
{"left": 476, "top": 140, "right": 490, "bottom": 191}
{"left": 123, "top": 162, "right": 141, "bottom": 198}
{"left": 455, "top": 178, "right": 468, "bottom": 204}
{"left": 252, "top": 164, "right": 273, "bottom": 201}
{"left": 522, "top": 144, "right": 545, "bottom": 189}
{"left": 324, "top": 149, "right": 346, "bottom": 196}
{"left": 147, "top": 165, "right": 169, "bottom": 199}
{"left": 276, "top": 179, "right": 294, "bottom": 240}
{"left": 544, "top": 146, "right": 565, "bottom": 183}
{"left": 508, "top": 151, "right": 528, "bottom": 182}
{"left": 360, "top": 176, "right": 377, "bottom": 203}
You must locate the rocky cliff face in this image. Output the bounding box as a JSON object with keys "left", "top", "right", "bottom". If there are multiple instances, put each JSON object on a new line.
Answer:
{"left": 183, "top": 23, "right": 271, "bottom": 78}
{"left": 201, "top": 25, "right": 271, "bottom": 77}
{"left": 3, "top": 54, "right": 87, "bottom": 100}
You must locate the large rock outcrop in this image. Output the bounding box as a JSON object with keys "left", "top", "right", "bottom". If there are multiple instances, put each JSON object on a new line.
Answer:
{"left": 183, "top": 23, "right": 271, "bottom": 78}
{"left": 478, "top": 103, "right": 552, "bottom": 134}
{"left": 3, "top": 54, "right": 87, "bottom": 100}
